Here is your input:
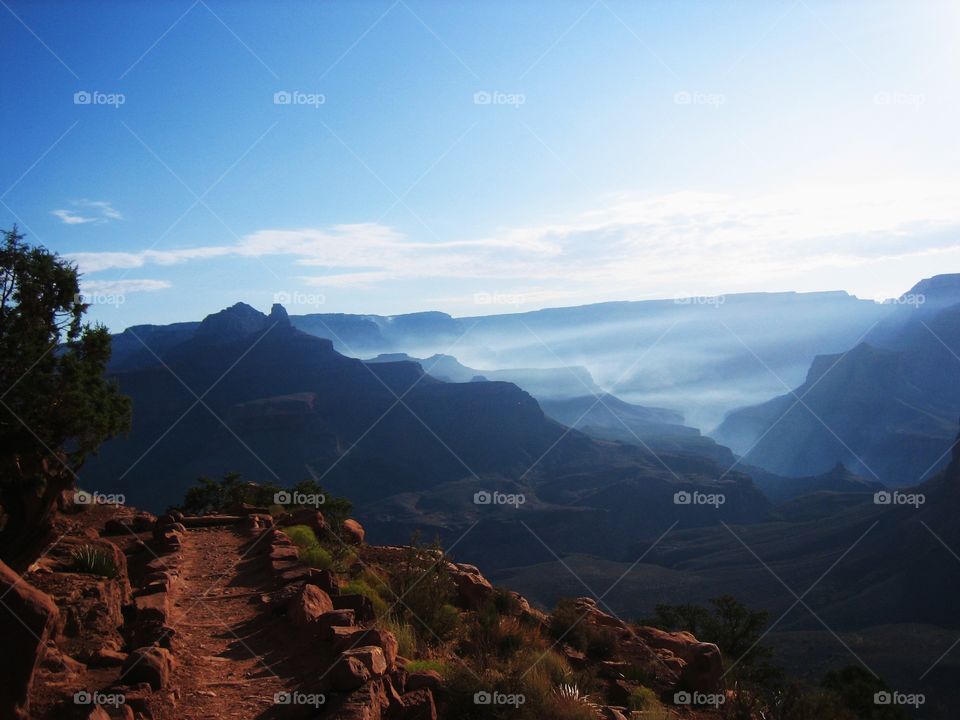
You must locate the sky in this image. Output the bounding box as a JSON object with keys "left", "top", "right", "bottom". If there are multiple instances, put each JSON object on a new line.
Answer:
{"left": 1, "top": 0, "right": 959, "bottom": 331}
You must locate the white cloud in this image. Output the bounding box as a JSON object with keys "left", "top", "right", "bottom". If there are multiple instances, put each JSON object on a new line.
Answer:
{"left": 53, "top": 209, "right": 96, "bottom": 224}
{"left": 52, "top": 200, "right": 122, "bottom": 225}
{"left": 65, "top": 178, "right": 960, "bottom": 301}
{"left": 80, "top": 279, "right": 171, "bottom": 294}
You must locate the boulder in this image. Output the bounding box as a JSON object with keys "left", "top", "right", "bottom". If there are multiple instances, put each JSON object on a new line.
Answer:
{"left": 333, "top": 594, "right": 376, "bottom": 623}
{"left": 341, "top": 646, "right": 387, "bottom": 677}
{"left": 317, "top": 610, "right": 356, "bottom": 639}
{"left": 449, "top": 563, "right": 494, "bottom": 610}
{"left": 121, "top": 646, "right": 175, "bottom": 690}
{"left": 287, "top": 584, "right": 334, "bottom": 627}
{"left": 329, "top": 654, "right": 372, "bottom": 691}
{"left": 0, "top": 560, "right": 60, "bottom": 720}
{"left": 334, "top": 628, "right": 398, "bottom": 669}
{"left": 573, "top": 597, "right": 627, "bottom": 631}
{"left": 306, "top": 568, "right": 340, "bottom": 595}
{"left": 269, "top": 546, "right": 300, "bottom": 562}
{"left": 134, "top": 591, "right": 170, "bottom": 625}
{"left": 341, "top": 519, "right": 365, "bottom": 545}
{"left": 678, "top": 642, "right": 723, "bottom": 694}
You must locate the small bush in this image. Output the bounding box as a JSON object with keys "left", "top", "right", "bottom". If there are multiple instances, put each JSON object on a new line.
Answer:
{"left": 405, "top": 658, "right": 447, "bottom": 675}
{"left": 585, "top": 626, "right": 617, "bottom": 660}
{"left": 379, "top": 616, "right": 418, "bottom": 658}
{"left": 284, "top": 524, "right": 318, "bottom": 549}
{"left": 628, "top": 685, "right": 658, "bottom": 711}
{"left": 343, "top": 576, "right": 391, "bottom": 617}
{"left": 69, "top": 545, "right": 118, "bottom": 578}
{"left": 300, "top": 545, "right": 333, "bottom": 569}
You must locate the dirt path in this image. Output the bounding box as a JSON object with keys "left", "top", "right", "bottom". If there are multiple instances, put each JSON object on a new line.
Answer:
{"left": 162, "top": 526, "right": 292, "bottom": 720}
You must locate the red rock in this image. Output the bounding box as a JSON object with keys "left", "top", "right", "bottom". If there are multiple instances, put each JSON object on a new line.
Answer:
{"left": 341, "top": 519, "right": 365, "bottom": 545}
{"left": 341, "top": 646, "right": 387, "bottom": 676}
{"left": 287, "top": 584, "right": 334, "bottom": 627}
{"left": 134, "top": 592, "right": 170, "bottom": 625}
{"left": 333, "top": 594, "right": 376, "bottom": 623}
{"left": 121, "top": 646, "right": 175, "bottom": 690}
{"left": 450, "top": 563, "right": 493, "bottom": 610}
{"left": 335, "top": 628, "right": 398, "bottom": 669}
{"left": 0, "top": 560, "right": 60, "bottom": 720}
{"left": 329, "top": 655, "right": 371, "bottom": 691}
{"left": 317, "top": 610, "right": 356, "bottom": 639}
{"left": 679, "top": 642, "right": 723, "bottom": 693}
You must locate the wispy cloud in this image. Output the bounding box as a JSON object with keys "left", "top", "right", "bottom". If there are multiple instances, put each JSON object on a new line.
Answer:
{"left": 81, "top": 278, "right": 171, "bottom": 294}
{"left": 65, "top": 178, "right": 960, "bottom": 301}
{"left": 52, "top": 199, "right": 122, "bottom": 225}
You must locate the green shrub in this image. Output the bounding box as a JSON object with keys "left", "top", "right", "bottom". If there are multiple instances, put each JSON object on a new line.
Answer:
{"left": 343, "top": 577, "right": 391, "bottom": 617}
{"left": 586, "top": 626, "right": 617, "bottom": 660}
{"left": 379, "top": 617, "right": 418, "bottom": 658}
{"left": 284, "top": 524, "right": 318, "bottom": 549}
{"left": 628, "top": 685, "right": 658, "bottom": 710}
{"left": 405, "top": 659, "right": 447, "bottom": 675}
{"left": 300, "top": 545, "right": 333, "bottom": 569}
{"left": 69, "top": 545, "right": 118, "bottom": 578}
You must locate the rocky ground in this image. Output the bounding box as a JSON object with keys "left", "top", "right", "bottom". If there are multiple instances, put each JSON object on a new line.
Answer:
{"left": 1, "top": 498, "right": 726, "bottom": 719}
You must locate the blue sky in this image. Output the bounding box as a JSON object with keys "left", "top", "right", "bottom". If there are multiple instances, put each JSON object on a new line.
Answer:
{"left": 2, "top": 0, "right": 959, "bottom": 331}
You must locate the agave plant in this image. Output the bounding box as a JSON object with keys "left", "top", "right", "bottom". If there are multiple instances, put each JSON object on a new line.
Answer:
{"left": 553, "top": 683, "right": 601, "bottom": 711}
{"left": 69, "top": 545, "right": 118, "bottom": 578}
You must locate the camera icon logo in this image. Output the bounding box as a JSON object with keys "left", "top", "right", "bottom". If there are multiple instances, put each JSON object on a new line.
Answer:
{"left": 274, "top": 491, "right": 292, "bottom": 505}
{"left": 274, "top": 692, "right": 292, "bottom": 705}
{"left": 473, "top": 491, "right": 492, "bottom": 505}
{"left": 74, "top": 91, "right": 92, "bottom": 105}
{"left": 674, "top": 690, "right": 692, "bottom": 704}
{"left": 874, "top": 491, "right": 891, "bottom": 505}
{"left": 75, "top": 490, "right": 93, "bottom": 505}
{"left": 473, "top": 91, "right": 491, "bottom": 105}
{"left": 874, "top": 691, "right": 891, "bottom": 705}
{"left": 73, "top": 691, "right": 92, "bottom": 705}
{"left": 673, "top": 491, "right": 692, "bottom": 505}
{"left": 474, "top": 691, "right": 492, "bottom": 705}
{"left": 273, "top": 90, "right": 292, "bottom": 105}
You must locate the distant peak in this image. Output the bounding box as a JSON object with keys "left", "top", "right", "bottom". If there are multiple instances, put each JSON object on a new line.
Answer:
{"left": 196, "top": 302, "right": 269, "bottom": 343}
{"left": 269, "top": 303, "right": 290, "bottom": 326}
{"left": 904, "top": 274, "right": 960, "bottom": 306}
